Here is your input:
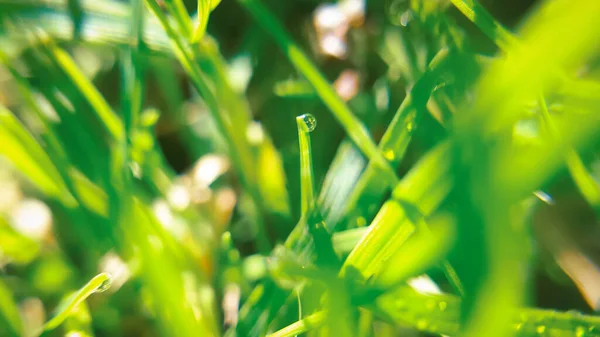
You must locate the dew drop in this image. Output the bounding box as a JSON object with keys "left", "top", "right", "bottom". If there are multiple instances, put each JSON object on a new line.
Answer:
{"left": 406, "top": 122, "right": 414, "bottom": 132}
{"left": 514, "top": 323, "right": 523, "bottom": 331}
{"left": 576, "top": 326, "right": 586, "bottom": 337}
{"left": 299, "top": 114, "right": 317, "bottom": 132}
{"left": 533, "top": 190, "right": 554, "bottom": 205}
{"left": 416, "top": 319, "right": 428, "bottom": 331}
{"left": 96, "top": 274, "right": 113, "bottom": 293}
{"left": 425, "top": 299, "right": 436, "bottom": 311}
{"left": 400, "top": 10, "right": 412, "bottom": 27}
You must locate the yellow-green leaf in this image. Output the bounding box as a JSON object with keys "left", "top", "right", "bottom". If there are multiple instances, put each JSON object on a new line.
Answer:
{"left": 192, "top": 0, "right": 221, "bottom": 43}
{"left": 0, "top": 105, "right": 75, "bottom": 206}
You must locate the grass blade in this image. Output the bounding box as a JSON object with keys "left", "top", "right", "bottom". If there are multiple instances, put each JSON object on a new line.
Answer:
{"left": 537, "top": 95, "right": 600, "bottom": 216}
{"left": 343, "top": 49, "right": 450, "bottom": 228}
{"left": 237, "top": 0, "right": 398, "bottom": 185}
{"left": 144, "top": 0, "right": 271, "bottom": 251}
{"left": 0, "top": 277, "right": 22, "bottom": 337}
{"left": 296, "top": 113, "right": 317, "bottom": 216}
{"left": 40, "top": 273, "right": 112, "bottom": 333}
{"left": 0, "top": 104, "right": 75, "bottom": 206}
{"left": 267, "top": 311, "right": 327, "bottom": 337}
{"left": 449, "top": 0, "right": 517, "bottom": 50}
{"left": 35, "top": 31, "right": 124, "bottom": 142}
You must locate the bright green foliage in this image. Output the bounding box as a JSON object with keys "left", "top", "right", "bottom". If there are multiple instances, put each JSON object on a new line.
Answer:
{"left": 1, "top": 0, "right": 600, "bottom": 336}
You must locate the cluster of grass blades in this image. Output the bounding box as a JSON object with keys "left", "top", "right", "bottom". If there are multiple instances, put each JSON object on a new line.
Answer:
{"left": 1, "top": 0, "right": 600, "bottom": 336}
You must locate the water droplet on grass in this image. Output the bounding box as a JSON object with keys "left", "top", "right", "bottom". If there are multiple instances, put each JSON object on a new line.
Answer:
{"left": 96, "top": 274, "right": 113, "bottom": 293}
{"left": 576, "top": 326, "right": 587, "bottom": 337}
{"left": 416, "top": 319, "right": 428, "bottom": 331}
{"left": 300, "top": 114, "right": 317, "bottom": 132}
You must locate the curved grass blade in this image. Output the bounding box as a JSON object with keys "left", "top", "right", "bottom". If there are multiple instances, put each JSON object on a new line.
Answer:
{"left": 237, "top": 0, "right": 398, "bottom": 185}
{"left": 537, "top": 95, "right": 600, "bottom": 217}
{"left": 38, "top": 272, "right": 112, "bottom": 334}
{"left": 343, "top": 49, "right": 450, "bottom": 229}
{"left": 0, "top": 105, "right": 75, "bottom": 206}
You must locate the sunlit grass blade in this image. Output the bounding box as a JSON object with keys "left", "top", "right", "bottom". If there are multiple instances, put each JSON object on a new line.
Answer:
{"left": 296, "top": 113, "right": 317, "bottom": 216}
{"left": 0, "top": 277, "right": 22, "bottom": 337}
{"left": 343, "top": 49, "right": 450, "bottom": 228}
{"left": 39, "top": 272, "right": 112, "bottom": 334}
{"left": 373, "top": 213, "right": 456, "bottom": 288}
{"left": 451, "top": 0, "right": 600, "bottom": 217}
{"left": 267, "top": 311, "right": 327, "bottom": 337}
{"left": 121, "top": 0, "right": 145, "bottom": 135}
{"left": 0, "top": 104, "right": 75, "bottom": 206}
{"left": 34, "top": 30, "right": 124, "bottom": 142}
{"left": 192, "top": 0, "right": 222, "bottom": 43}
{"left": 144, "top": 0, "right": 271, "bottom": 251}
{"left": 0, "top": 47, "right": 68, "bottom": 164}
{"left": 274, "top": 79, "right": 316, "bottom": 98}
{"left": 373, "top": 285, "right": 600, "bottom": 337}
{"left": 450, "top": 2, "right": 600, "bottom": 337}
{"left": 449, "top": 0, "right": 517, "bottom": 50}
{"left": 318, "top": 141, "right": 365, "bottom": 229}
{"left": 237, "top": 0, "right": 398, "bottom": 185}
{"left": 127, "top": 198, "right": 220, "bottom": 337}
{"left": 342, "top": 140, "right": 452, "bottom": 278}
{"left": 537, "top": 95, "right": 600, "bottom": 216}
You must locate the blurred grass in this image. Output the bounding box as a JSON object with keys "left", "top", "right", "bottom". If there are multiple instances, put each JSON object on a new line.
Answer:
{"left": 1, "top": 0, "right": 600, "bottom": 336}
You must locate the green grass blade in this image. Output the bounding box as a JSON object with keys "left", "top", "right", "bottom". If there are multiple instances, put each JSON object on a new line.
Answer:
{"left": 40, "top": 273, "right": 112, "bottom": 333}
{"left": 267, "top": 311, "right": 327, "bottom": 337}
{"left": 35, "top": 31, "right": 124, "bottom": 142}
{"left": 121, "top": 0, "right": 145, "bottom": 135}
{"left": 0, "top": 276, "right": 22, "bottom": 337}
{"left": 144, "top": 0, "right": 271, "bottom": 252}
{"left": 450, "top": 2, "right": 600, "bottom": 337}
{"left": 237, "top": 0, "right": 398, "bottom": 185}
{"left": 296, "top": 113, "right": 317, "bottom": 216}
{"left": 451, "top": 0, "right": 600, "bottom": 220}
{"left": 538, "top": 95, "right": 600, "bottom": 216}
{"left": 449, "top": 0, "right": 517, "bottom": 50}
{"left": 0, "top": 105, "right": 75, "bottom": 206}
{"left": 374, "top": 286, "right": 600, "bottom": 337}
{"left": 192, "top": 0, "right": 221, "bottom": 42}
{"left": 0, "top": 48, "right": 69, "bottom": 163}
{"left": 343, "top": 49, "right": 450, "bottom": 228}
{"left": 342, "top": 140, "right": 452, "bottom": 279}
